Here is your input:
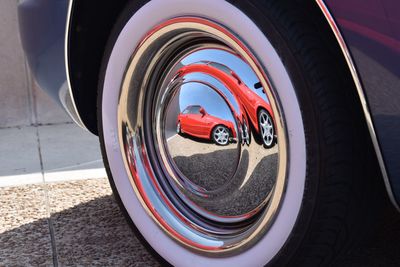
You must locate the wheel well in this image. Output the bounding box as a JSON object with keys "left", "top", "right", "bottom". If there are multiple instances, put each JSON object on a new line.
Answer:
{"left": 256, "top": 106, "right": 268, "bottom": 130}
{"left": 67, "top": 0, "right": 129, "bottom": 134}
{"left": 256, "top": 106, "right": 264, "bottom": 118}
{"left": 66, "top": 1, "right": 368, "bottom": 151}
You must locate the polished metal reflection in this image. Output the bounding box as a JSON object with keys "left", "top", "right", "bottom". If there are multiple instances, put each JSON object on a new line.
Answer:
{"left": 117, "top": 18, "right": 288, "bottom": 254}
{"left": 157, "top": 52, "right": 279, "bottom": 222}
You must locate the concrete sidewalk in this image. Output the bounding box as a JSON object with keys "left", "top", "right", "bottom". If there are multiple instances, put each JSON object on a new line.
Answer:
{"left": 0, "top": 122, "right": 105, "bottom": 187}
{"left": 0, "top": 123, "right": 106, "bottom": 187}
{"left": 0, "top": 0, "right": 105, "bottom": 188}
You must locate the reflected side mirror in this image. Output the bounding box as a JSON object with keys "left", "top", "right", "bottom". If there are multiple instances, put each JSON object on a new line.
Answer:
{"left": 200, "top": 108, "right": 206, "bottom": 117}
{"left": 254, "top": 82, "right": 262, "bottom": 89}
{"left": 231, "top": 71, "right": 242, "bottom": 84}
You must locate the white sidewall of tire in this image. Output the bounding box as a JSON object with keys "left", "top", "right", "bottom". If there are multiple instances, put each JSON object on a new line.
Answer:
{"left": 102, "top": 1, "right": 306, "bottom": 266}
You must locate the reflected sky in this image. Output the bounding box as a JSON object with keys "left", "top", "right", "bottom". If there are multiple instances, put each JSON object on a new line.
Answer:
{"left": 181, "top": 49, "right": 269, "bottom": 103}
{"left": 178, "top": 82, "right": 233, "bottom": 121}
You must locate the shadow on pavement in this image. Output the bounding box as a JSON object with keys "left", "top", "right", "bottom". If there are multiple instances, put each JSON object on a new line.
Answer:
{"left": 1, "top": 188, "right": 400, "bottom": 266}
{"left": 0, "top": 195, "right": 159, "bottom": 266}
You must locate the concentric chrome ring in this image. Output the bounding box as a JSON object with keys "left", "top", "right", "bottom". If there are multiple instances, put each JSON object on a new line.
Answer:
{"left": 117, "top": 17, "right": 288, "bottom": 254}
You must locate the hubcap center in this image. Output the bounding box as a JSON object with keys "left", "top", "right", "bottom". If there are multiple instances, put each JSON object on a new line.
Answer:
{"left": 155, "top": 48, "right": 279, "bottom": 221}
{"left": 165, "top": 81, "right": 240, "bottom": 192}
{"left": 118, "top": 18, "right": 288, "bottom": 253}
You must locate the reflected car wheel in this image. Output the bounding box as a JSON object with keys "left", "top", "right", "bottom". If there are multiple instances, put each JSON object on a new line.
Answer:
{"left": 98, "top": 1, "right": 381, "bottom": 266}
{"left": 258, "top": 109, "right": 275, "bottom": 148}
{"left": 211, "top": 125, "right": 230, "bottom": 146}
{"left": 176, "top": 121, "right": 182, "bottom": 134}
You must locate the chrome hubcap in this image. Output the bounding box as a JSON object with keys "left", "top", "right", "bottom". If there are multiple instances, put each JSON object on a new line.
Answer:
{"left": 118, "top": 18, "right": 288, "bottom": 254}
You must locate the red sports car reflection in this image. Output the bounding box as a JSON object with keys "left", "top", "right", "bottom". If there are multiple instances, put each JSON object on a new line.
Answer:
{"left": 177, "top": 105, "right": 236, "bottom": 146}
{"left": 179, "top": 62, "right": 276, "bottom": 147}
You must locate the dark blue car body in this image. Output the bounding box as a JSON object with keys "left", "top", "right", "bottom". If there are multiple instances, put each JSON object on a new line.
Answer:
{"left": 18, "top": 0, "right": 400, "bottom": 208}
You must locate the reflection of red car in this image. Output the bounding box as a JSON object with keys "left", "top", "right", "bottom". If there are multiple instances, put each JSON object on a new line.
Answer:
{"left": 177, "top": 105, "right": 236, "bottom": 146}
{"left": 179, "top": 63, "right": 276, "bottom": 147}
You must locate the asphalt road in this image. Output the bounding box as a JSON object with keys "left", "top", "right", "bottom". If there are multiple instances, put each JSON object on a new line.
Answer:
{"left": 167, "top": 133, "right": 278, "bottom": 216}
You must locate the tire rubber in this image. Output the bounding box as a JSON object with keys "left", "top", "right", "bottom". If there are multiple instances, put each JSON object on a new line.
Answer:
{"left": 97, "top": 0, "right": 384, "bottom": 266}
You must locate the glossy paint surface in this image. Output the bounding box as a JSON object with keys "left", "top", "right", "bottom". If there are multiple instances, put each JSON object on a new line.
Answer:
{"left": 177, "top": 63, "right": 275, "bottom": 145}
{"left": 18, "top": 0, "right": 68, "bottom": 102}
{"left": 326, "top": 0, "right": 400, "bottom": 202}
{"left": 177, "top": 105, "right": 236, "bottom": 142}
